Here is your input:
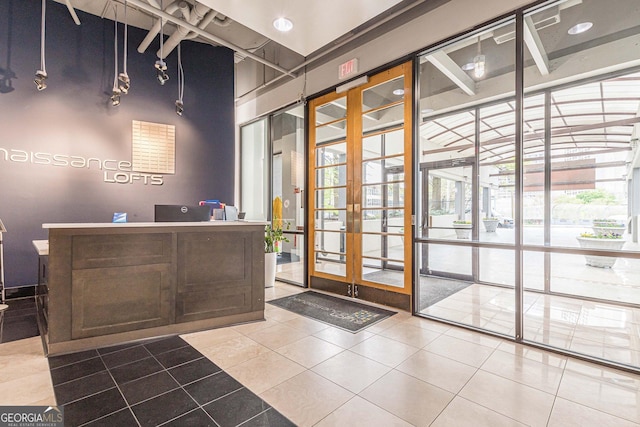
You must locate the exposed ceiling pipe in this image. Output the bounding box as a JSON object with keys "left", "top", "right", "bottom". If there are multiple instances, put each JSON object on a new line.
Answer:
{"left": 158, "top": 2, "right": 210, "bottom": 59}
{"left": 137, "top": 1, "right": 181, "bottom": 54}
{"left": 235, "top": 0, "right": 434, "bottom": 101}
{"left": 212, "top": 14, "right": 231, "bottom": 27}
{"left": 125, "top": 0, "right": 295, "bottom": 77}
{"left": 183, "top": 9, "right": 218, "bottom": 41}
{"left": 64, "top": 0, "right": 81, "bottom": 25}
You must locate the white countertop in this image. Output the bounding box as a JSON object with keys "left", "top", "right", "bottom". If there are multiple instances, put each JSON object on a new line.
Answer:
{"left": 33, "top": 240, "right": 49, "bottom": 256}
{"left": 42, "top": 221, "right": 266, "bottom": 229}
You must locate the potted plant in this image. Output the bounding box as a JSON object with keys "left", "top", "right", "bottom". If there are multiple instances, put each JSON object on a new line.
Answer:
{"left": 576, "top": 231, "right": 625, "bottom": 268}
{"left": 482, "top": 217, "right": 499, "bottom": 232}
{"left": 265, "top": 223, "right": 290, "bottom": 288}
{"left": 591, "top": 219, "right": 625, "bottom": 236}
{"left": 452, "top": 220, "right": 472, "bottom": 239}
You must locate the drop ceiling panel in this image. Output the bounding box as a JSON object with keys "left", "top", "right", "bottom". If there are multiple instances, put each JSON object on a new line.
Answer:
{"left": 198, "top": 0, "right": 404, "bottom": 56}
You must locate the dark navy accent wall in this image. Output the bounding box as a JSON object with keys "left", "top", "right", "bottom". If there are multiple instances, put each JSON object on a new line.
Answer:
{"left": 0, "top": 0, "right": 235, "bottom": 287}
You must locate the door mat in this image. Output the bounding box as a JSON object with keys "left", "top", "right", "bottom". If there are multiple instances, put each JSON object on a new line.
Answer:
{"left": 418, "top": 277, "right": 472, "bottom": 311}
{"left": 268, "top": 291, "right": 396, "bottom": 333}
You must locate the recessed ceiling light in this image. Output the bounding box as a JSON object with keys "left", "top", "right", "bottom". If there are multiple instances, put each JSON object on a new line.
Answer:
{"left": 461, "top": 62, "right": 474, "bottom": 71}
{"left": 393, "top": 89, "right": 404, "bottom": 96}
{"left": 568, "top": 22, "right": 593, "bottom": 35}
{"left": 273, "top": 17, "right": 293, "bottom": 32}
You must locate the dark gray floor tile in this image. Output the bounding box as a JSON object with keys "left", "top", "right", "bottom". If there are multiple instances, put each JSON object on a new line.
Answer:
{"left": 168, "top": 357, "right": 221, "bottom": 385}
{"left": 101, "top": 345, "right": 152, "bottom": 369}
{"left": 204, "top": 388, "right": 270, "bottom": 427}
{"left": 160, "top": 408, "right": 217, "bottom": 427}
{"left": 154, "top": 346, "right": 203, "bottom": 369}
{"left": 184, "top": 372, "right": 243, "bottom": 406}
{"left": 131, "top": 388, "right": 198, "bottom": 427}
{"left": 53, "top": 371, "right": 116, "bottom": 405}
{"left": 83, "top": 408, "right": 139, "bottom": 427}
{"left": 120, "top": 371, "right": 180, "bottom": 406}
{"left": 96, "top": 341, "right": 142, "bottom": 356}
{"left": 48, "top": 349, "right": 100, "bottom": 369}
{"left": 239, "top": 408, "right": 296, "bottom": 427}
{"left": 50, "top": 356, "right": 106, "bottom": 385}
{"left": 1, "top": 316, "right": 39, "bottom": 343}
{"left": 143, "top": 336, "right": 188, "bottom": 356}
{"left": 62, "top": 387, "right": 127, "bottom": 427}
{"left": 110, "top": 357, "right": 164, "bottom": 385}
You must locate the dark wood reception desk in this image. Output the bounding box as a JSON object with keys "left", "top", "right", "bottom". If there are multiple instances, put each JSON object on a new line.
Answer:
{"left": 37, "top": 221, "right": 265, "bottom": 356}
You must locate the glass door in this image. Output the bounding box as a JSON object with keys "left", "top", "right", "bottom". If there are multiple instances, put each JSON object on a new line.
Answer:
{"left": 309, "top": 63, "right": 413, "bottom": 310}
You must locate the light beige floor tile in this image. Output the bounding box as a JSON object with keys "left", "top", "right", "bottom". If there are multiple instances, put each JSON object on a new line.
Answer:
{"left": 264, "top": 306, "right": 302, "bottom": 323}
{"left": 431, "top": 396, "right": 527, "bottom": 427}
{"left": 282, "top": 316, "right": 330, "bottom": 334}
{"left": 232, "top": 317, "right": 281, "bottom": 335}
{"left": 379, "top": 322, "right": 442, "bottom": 348}
{"left": 424, "top": 334, "right": 495, "bottom": 368}
{"left": 246, "top": 323, "right": 310, "bottom": 350}
{"left": 350, "top": 335, "right": 419, "bottom": 367}
{"left": 180, "top": 326, "right": 243, "bottom": 349}
{"left": 548, "top": 397, "right": 640, "bottom": 427}
{"left": 313, "top": 327, "right": 374, "bottom": 349}
{"left": 558, "top": 364, "right": 640, "bottom": 423}
{"left": 199, "top": 335, "right": 272, "bottom": 369}
{"left": 314, "top": 396, "right": 413, "bottom": 427}
{"left": 480, "top": 349, "right": 564, "bottom": 394}
{"left": 401, "top": 316, "right": 452, "bottom": 333}
{"left": 226, "top": 351, "right": 305, "bottom": 395}
{"left": 396, "top": 350, "right": 477, "bottom": 394}
{"left": 496, "top": 341, "right": 567, "bottom": 369}
{"left": 459, "top": 370, "right": 555, "bottom": 427}
{"left": 444, "top": 326, "right": 504, "bottom": 349}
{"left": 564, "top": 358, "right": 640, "bottom": 386}
{"left": 0, "top": 354, "right": 50, "bottom": 384}
{"left": 260, "top": 370, "right": 353, "bottom": 427}
{"left": 365, "top": 315, "right": 404, "bottom": 334}
{"left": 0, "top": 337, "right": 45, "bottom": 357}
{"left": 30, "top": 395, "right": 58, "bottom": 406}
{"left": 276, "top": 336, "right": 344, "bottom": 368}
{"left": 311, "top": 350, "right": 391, "bottom": 394}
{"left": 360, "top": 370, "right": 454, "bottom": 426}
{"left": 0, "top": 371, "right": 55, "bottom": 405}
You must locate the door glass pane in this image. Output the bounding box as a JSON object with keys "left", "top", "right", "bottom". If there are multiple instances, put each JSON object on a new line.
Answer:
{"left": 316, "top": 143, "right": 347, "bottom": 166}
{"left": 315, "top": 188, "right": 347, "bottom": 209}
{"left": 316, "top": 120, "right": 346, "bottom": 143}
{"left": 362, "top": 156, "right": 404, "bottom": 184}
{"left": 362, "top": 77, "right": 405, "bottom": 110}
{"left": 316, "top": 166, "right": 347, "bottom": 188}
{"left": 362, "top": 183, "right": 404, "bottom": 208}
{"left": 315, "top": 99, "right": 346, "bottom": 123}
{"left": 363, "top": 103, "right": 405, "bottom": 134}
{"left": 240, "top": 119, "right": 268, "bottom": 221}
{"left": 363, "top": 130, "right": 404, "bottom": 159}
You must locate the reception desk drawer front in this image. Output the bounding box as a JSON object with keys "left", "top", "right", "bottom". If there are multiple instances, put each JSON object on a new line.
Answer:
{"left": 72, "top": 233, "right": 172, "bottom": 269}
{"left": 71, "top": 264, "right": 172, "bottom": 339}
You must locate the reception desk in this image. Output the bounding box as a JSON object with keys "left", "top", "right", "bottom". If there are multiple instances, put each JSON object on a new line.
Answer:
{"left": 38, "top": 221, "right": 265, "bottom": 355}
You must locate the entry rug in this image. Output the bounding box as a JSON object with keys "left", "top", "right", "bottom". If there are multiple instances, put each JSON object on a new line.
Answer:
{"left": 268, "top": 291, "right": 396, "bottom": 333}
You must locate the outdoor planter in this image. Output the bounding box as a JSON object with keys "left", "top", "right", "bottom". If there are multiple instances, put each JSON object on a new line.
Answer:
{"left": 576, "top": 233, "right": 625, "bottom": 268}
{"left": 453, "top": 222, "right": 472, "bottom": 239}
{"left": 591, "top": 220, "right": 625, "bottom": 236}
{"left": 483, "top": 218, "right": 499, "bottom": 232}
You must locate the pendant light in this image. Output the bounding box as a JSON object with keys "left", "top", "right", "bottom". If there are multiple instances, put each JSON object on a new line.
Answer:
{"left": 473, "top": 36, "right": 486, "bottom": 79}
{"left": 155, "top": 0, "right": 169, "bottom": 85}
{"left": 175, "top": 43, "right": 184, "bottom": 116}
{"left": 118, "top": 0, "right": 130, "bottom": 94}
{"left": 110, "top": 5, "right": 121, "bottom": 106}
{"left": 34, "top": 0, "right": 48, "bottom": 91}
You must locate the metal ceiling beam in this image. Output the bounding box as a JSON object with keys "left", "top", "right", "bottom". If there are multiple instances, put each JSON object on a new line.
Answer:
{"left": 523, "top": 15, "right": 549, "bottom": 76}
{"left": 424, "top": 51, "right": 476, "bottom": 96}
{"left": 124, "top": 0, "right": 296, "bottom": 77}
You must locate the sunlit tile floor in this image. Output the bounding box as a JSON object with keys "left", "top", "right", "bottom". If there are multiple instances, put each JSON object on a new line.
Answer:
{"left": 2, "top": 281, "right": 640, "bottom": 426}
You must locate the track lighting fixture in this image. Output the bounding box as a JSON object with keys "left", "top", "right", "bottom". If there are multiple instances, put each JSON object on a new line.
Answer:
{"left": 118, "top": 0, "right": 130, "bottom": 94}
{"left": 34, "top": 70, "right": 48, "bottom": 91}
{"left": 110, "top": 5, "right": 121, "bottom": 106}
{"left": 155, "top": 60, "right": 169, "bottom": 84}
{"left": 35, "top": 0, "right": 47, "bottom": 91}
{"left": 175, "top": 43, "right": 184, "bottom": 116}
{"left": 473, "top": 36, "right": 486, "bottom": 79}
{"left": 155, "top": 0, "right": 169, "bottom": 85}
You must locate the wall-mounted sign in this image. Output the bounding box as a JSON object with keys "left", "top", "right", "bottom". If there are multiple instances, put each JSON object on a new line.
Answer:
{"left": 338, "top": 58, "right": 358, "bottom": 80}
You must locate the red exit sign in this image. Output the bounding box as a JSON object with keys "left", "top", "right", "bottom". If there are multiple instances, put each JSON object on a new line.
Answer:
{"left": 338, "top": 58, "right": 358, "bottom": 80}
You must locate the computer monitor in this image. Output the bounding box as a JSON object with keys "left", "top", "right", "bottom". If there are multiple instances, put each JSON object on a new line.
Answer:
{"left": 154, "top": 205, "right": 211, "bottom": 222}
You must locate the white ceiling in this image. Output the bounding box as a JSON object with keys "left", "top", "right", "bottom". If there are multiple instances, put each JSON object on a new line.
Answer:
{"left": 196, "top": 0, "right": 404, "bottom": 56}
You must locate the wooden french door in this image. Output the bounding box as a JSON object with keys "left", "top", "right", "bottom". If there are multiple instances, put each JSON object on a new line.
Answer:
{"left": 308, "top": 62, "right": 413, "bottom": 311}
